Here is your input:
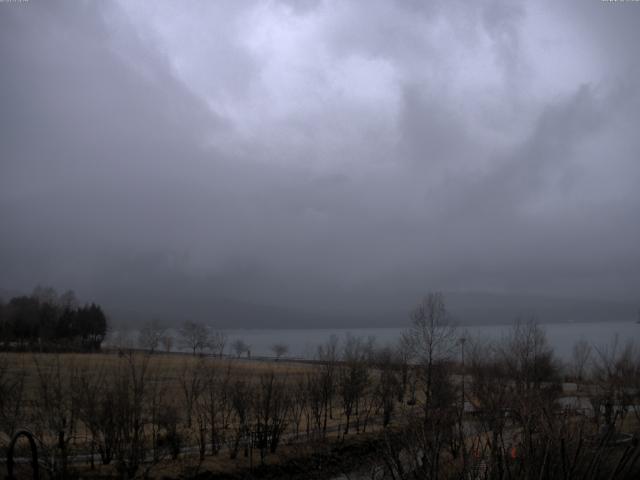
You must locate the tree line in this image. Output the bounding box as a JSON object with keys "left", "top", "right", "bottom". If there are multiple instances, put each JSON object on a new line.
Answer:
{"left": 0, "top": 286, "right": 108, "bottom": 351}
{"left": 1, "top": 292, "right": 639, "bottom": 479}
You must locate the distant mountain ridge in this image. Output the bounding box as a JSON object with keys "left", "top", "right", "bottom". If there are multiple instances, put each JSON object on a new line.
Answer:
{"left": 443, "top": 292, "right": 637, "bottom": 326}
{"left": 107, "top": 291, "right": 638, "bottom": 329}
{"left": 3, "top": 285, "right": 636, "bottom": 329}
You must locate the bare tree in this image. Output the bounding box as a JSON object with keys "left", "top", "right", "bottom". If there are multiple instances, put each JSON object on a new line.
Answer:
{"left": 156, "top": 405, "right": 182, "bottom": 461}
{"left": 111, "top": 351, "right": 152, "bottom": 478}
{"left": 570, "top": 338, "right": 592, "bottom": 382}
{"left": 316, "top": 335, "right": 339, "bottom": 436}
{"left": 32, "top": 354, "right": 79, "bottom": 477}
{"left": 179, "top": 321, "right": 209, "bottom": 356}
{"left": 179, "top": 358, "right": 206, "bottom": 428}
{"left": 403, "top": 292, "right": 456, "bottom": 415}
{"left": 468, "top": 339, "right": 513, "bottom": 478}
{"left": 208, "top": 330, "right": 227, "bottom": 357}
{"left": 111, "top": 328, "right": 134, "bottom": 352}
{"left": 306, "top": 371, "right": 327, "bottom": 440}
{"left": 252, "top": 371, "right": 291, "bottom": 462}
{"left": 380, "top": 293, "right": 460, "bottom": 479}
{"left": 591, "top": 337, "right": 638, "bottom": 433}
{"left": 500, "top": 320, "right": 559, "bottom": 393}
{"left": 58, "top": 289, "right": 78, "bottom": 310}
{"left": 228, "top": 378, "right": 252, "bottom": 459}
{"left": 0, "top": 355, "right": 26, "bottom": 452}
{"left": 271, "top": 342, "right": 289, "bottom": 360}
{"left": 76, "top": 362, "right": 117, "bottom": 466}
{"left": 289, "top": 375, "right": 308, "bottom": 439}
{"left": 373, "top": 347, "right": 400, "bottom": 427}
{"left": 196, "top": 362, "right": 225, "bottom": 456}
{"left": 161, "top": 334, "right": 173, "bottom": 353}
{"left": 137, "top": 319, "right": 166, "bottom": 353}
{"left": 146, "top": 367, "right": 171, "bottom": 465}
{"left": 232, "top": 339, "right": 249, "bottom": 358}
{"left": 499, "top": 320, "right": 561, "bottom": 478}
{"left": 338, "top": 335, "right": 370, "bottom": 435}
{"left": 395, "top": 336, "right": 413, "bottom": 403}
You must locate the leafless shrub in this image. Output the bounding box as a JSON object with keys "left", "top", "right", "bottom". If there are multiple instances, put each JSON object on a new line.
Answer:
{"left": 3, "top": 309, "right": 637, "bottom": 479}
{"left": 110, "top": 352, "right": 151, "bottom": 478}
{"left": 157, "top": 405, "right": 182, "bottom": 460}
{"left": 32, "top": 354, "right": 79, "bottom": 477}
{"left": 252, "top": 370, "right": 291, "bottom": 462}
{"left": 0, "top": 354, "right": 26, "bottom": 441}
{"left": 75, "top": 362, "right": 116, "bottom": 466}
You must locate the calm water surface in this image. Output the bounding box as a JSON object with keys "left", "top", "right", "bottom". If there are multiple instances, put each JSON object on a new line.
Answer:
{"left": 222, "top": 321, "right": 639, "bottom": 360}
{"left": 107, "top": 321, "right": 639, "bottom": 361}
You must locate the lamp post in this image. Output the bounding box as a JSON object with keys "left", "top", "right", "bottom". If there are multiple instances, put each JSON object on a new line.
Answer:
{"left": 459, "top": 336, "right": 466, "bottom": 410}
{"left": 458, "top": 335, "right": 467, "bottom": 470}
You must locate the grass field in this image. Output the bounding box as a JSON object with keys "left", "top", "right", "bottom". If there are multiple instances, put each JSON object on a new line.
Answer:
{"left": 1, "top": 350, "right": 393, "bottom": 479}
{"left": 2, "top": 346, "right": 639, "bottom": 479}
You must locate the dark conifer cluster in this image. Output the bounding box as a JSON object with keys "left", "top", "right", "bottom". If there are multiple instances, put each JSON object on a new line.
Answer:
{"left": 0, "top": 286, "right": 107, "bottom": 351}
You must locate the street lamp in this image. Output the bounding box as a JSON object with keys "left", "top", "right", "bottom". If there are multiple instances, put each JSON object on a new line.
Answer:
{"left": 459, "top": 335, "right": 466, "bottom": 410}
{"left": 458, "top": 335, "right": 467, "bottom": 469}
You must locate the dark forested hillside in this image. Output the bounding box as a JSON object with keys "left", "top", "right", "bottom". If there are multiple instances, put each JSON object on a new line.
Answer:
{"left": 0, "top": 286, "right": 108, "bottom": 351}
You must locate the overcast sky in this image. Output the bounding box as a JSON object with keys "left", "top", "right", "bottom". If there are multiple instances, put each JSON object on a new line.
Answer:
{"left": 1, "top": 1, "right": 639, "bottom": 323}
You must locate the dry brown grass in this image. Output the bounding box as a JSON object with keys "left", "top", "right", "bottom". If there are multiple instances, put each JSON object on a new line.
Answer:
{"left": 1, "top": 351, "right": 387, "bottom": 479}
{"left": 1, "top": 351, "right": 317, "bottom": 393}
{"left": 3, "top": 350, "right": 315, "bottom": 373}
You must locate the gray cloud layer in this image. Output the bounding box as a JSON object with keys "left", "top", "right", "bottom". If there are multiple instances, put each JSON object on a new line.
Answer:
{"left": 1, "top": 1, "right": 639, "bottom": 325}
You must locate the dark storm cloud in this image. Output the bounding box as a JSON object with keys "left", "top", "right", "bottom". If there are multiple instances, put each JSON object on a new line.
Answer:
{"left": 1, "top": 0, "right": 639, "bottom": 325}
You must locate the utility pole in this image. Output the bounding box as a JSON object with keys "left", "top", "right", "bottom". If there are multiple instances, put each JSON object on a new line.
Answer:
{"left": 460, "top": 336, "right": 466, "bottom": 410}
{"left": 459, "top": 335, "right": 467, "bottom": 473}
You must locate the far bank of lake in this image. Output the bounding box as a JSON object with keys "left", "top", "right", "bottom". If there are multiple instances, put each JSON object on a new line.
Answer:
{"left": 108, "top": 321, "right": 639, "bottom": 361}
{"left": 222, "top": 321, "right": 638, "bottom": 360}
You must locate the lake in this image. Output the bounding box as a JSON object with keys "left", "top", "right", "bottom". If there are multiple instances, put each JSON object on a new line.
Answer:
{"left": 222, "top": 321, "right": 638, "bottom": 360}
{"left": 108, "top": 321, "right": 639, "bottom": 361}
